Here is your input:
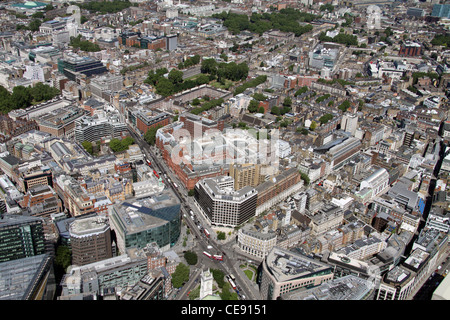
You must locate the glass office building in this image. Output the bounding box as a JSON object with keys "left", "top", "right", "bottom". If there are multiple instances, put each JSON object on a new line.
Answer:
{"left": 109, "top": 188, "right": 181, "bottom": 254}
{"left": 0, "top": 215, "right": 46, "bottom": 263}
{"left": 58, "top": 55, "right": 107, "bottom": 81}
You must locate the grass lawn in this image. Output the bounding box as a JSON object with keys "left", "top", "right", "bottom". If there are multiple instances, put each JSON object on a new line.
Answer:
{"left": 244, "top": 269, "right": 254, "bottom": 280}
{"left": 210, "top": 79, "right": 234, "bottom": 90}
{"left": 240, "top": 263, "right": 257, "bottom": 281}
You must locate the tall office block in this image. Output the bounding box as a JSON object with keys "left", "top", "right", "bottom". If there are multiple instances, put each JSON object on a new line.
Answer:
{"left": 229, "top": 163, "right": 261, "bottom": 190}
{"left": 341, "top": 113, "right": 358, "bottom": 136}
{"left": 109, "top": 188, "right": 181, "bottom": 253}
{"left": 69, "top": 215, "right": 113, "bottom": 266}
{"left": 166, "top": 34, "right": 178, "bottom": 51}
{"left": 0, "top": 215, "right": 46, "bottom": 263}
{"left": 194, "top": 176, "right": 257, "bottom": 227}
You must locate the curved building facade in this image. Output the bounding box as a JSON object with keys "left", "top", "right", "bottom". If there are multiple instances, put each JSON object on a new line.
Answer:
{"left": 260, "top": 247, "right": 334, "bottom": 300}
{"left": 74, "top": 112, "right": 127, "bottom": 143}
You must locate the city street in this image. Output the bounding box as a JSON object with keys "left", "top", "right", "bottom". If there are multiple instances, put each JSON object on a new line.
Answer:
{"left": 128, "top": 125, "right": 260, "bottom": 300}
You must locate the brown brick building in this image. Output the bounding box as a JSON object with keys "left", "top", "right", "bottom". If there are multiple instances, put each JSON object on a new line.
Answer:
{"left": 69, "top": 215, "right": 113, "bottom": 266}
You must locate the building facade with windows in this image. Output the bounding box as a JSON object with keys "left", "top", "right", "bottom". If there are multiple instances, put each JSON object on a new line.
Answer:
{"left": 74, "top": 111, "right": 128, "bottom": 143}
{"left": 69, "top": 215, "right": 113, "bottom": 266}
{"left": 194, "top": 176, "right": 257, "bottom": 227}
{"left": 0, "top": 215, "right": 46, "bottom": 263}
{"left": 108, "top": 189, "right": 181, "bottom": 253}
{"left": 260, "top": 246, "right": 334, "bottom": 300}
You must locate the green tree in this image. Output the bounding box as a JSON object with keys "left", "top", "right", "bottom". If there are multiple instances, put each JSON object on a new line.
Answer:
{"left": 201, "top": 58, "right": 217, "bottom": 74}
{"left": 54, "top": 245, "right": 71, "bottom": 273}
{"left": 217, "top": 231, "right": 226, "bottom": 240}
{"left": 122, "top": 136, "right": 134, "bottom": 148}
{"left": 338, "top": 100, "right": 350, "bottom": 112}
{"left": 32, "top": 11, "right": 44, "bottom": 19}
{"left": 29, "top": 82, "right": 60, "bottom": 102}
{"left": 11, "top": 86, "right": 32, "bottom": 109}
{"left": 144, "top": 125, "right": 162, "bottom": 145}
{"left": 82, "top": 141, "right": 93, "bottom": 155}
{"left": 168, "top": 69, "right": 184, "bottom": 84}
{"left": 248, "top": 99, "right": 259, "bottom": 113}
{"left": 220, "top": 282, "right": 239, "bottom": 300}
{"left": 188, "top": 285, "right": 200, "bottom": 300}
{"left": 283, "top": 96, "right": 292, "bottom": 107}
{"left": 195, "top": 74, "right": 210, "bottom": 86}
{"left": 300, "top": 172, "right": 310, "bottom": 185}
{"left": 233, "top": 75, "right": 267, "bottom": 95}
{"left": 297, "top": 127, "right": 309, "bottom": 135}
{"left": 28, "top": 19, "right": 42, "bottom": 32}
{"left": 80, "top": 0, "right": 133, "bottom": 14}
{"left": 211, "top": 269, "right": 226, "bottom": 288}
{"left": 294, "top": 86, "right": 308, "bottom": 96}
{"left": 184, "top": 251, "right": 198, "bottom": 265}
{"left": 319, "top": 113, "right": 333, "bottom": 124}
{"left": 171, "top": 263, "right": 190, "bottom": 288}
{"left": 109, "top": 138, "right": 126, "bottom": 152}
{"left": 155, "top": 78, "right": 175, "bottom": 97}
{"left": 252, "top": 93, "right": 267, "bottom": 101}
{"left": 270, "top": 106, "right": 280, "bottom": 116}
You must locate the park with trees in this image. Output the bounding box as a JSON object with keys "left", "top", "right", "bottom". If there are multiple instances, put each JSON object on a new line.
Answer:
{"left": 0, "top": 83, "right": 60, "bottom": 114}
{"left": 212, "top": 8, "right": 315, "bottom": 36}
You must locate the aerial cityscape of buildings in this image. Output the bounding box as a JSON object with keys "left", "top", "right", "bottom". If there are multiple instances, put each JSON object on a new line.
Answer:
{"left": 0, "top": 0, "right": 449, "bottom": 305}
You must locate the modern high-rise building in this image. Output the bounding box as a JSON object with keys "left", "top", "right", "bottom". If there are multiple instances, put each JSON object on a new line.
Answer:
{"left": 58, "top": 54, "right": 107, "bottom": 81}
{"left": 194, "top": 176, "right": 258, "bottom": 227}
{"left": 166, "top": 34, "right": 178, "bottom": 51}
{"left": 69, "top": 215, "right": 113, "bottom": 266}
{"left": 229, "top": 163, "right": 261, "bottom": 190}
{"left": 108, "top": 188, "right": 181, "bottom": 253}
{"left": 0, "top": 215, "right": 46, "bottom": 263}
{"left": 341, "top": 113, "right": 358, "bottom": 136}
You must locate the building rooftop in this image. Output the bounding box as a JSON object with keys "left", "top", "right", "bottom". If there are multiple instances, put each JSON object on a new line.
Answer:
{"left": 281, "top": 275, "right": 373, "bottom": 300}
{"left": 265, "top": 246, "right": 332, "bottom": 283}
{"left": 200, "top": 176, "right": 257, "bottom": 202}
{"left": 0, "top": 254, "right": 53, "bottom": 300}
{"left": 111, "top": 188, "right": 181, "bottom": 233}
{"left": 69, "top": 215, "right": 110, "bottom": 238}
